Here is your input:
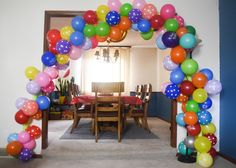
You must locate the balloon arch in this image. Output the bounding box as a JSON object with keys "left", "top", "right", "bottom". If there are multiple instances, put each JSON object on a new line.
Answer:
{"left": 6, "top": 0, "right": 222, "bottom": 167}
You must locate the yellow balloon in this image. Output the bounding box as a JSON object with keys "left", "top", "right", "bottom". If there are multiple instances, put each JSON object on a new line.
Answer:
{"left": 25, "top": 66, "right": 40, "bottom": 80}
{"left": 57, "top": 54, "right": 69, "bottom": 65}
{"left": 96, "top": 5, "right": 110, "bottom": 22}
{"left": 194, "top": 136, "right": 212, "bottom": 153}
{"left": 60, "top": 26, "right": 74, "bottom": 40}
{"left": 197, "top": 153, "right": 213, "bottom": 168}
{"left": 193, "top": 88, "right": 208, "bottom": 103}
{"left": 201, "top": 123, "right": 216, "bottom": 135}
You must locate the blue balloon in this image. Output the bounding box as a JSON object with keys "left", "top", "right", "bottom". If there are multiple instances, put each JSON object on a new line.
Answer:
{"left": 70, "top": 31, "right": 85, "bottom": 46}
{"left": 197, "top": 110, "right": 212, "bottom": 125}
{"left": 200, "top": 68, "right": 213, "bottom": 80}
{"left": 178, "top": 141, "right": 193, "bottom": 155}
{"left": 165, "top": 83, "right": 180, "bottom": 99}
{"left": 71, "top": 16, "right": 85, "bottom": 32}
{"left": 41, "top": 52, "right": 56, "bottom": 67}
{"left": 7, "top": 133, "right": 18, "bottom": 143}
{"left": 36, "top": 96, "right": 50, "bottom": 110}
{"left": 176, "top": 113, "right": 185, "bottom": 127}
{"left": 137, "top": 19, "right": 151, "bottom": 33}
{"left": 199, "top": 97, "right": 212, "bottom": 110}
{"left": 56, "top": 40, "right": 71, "bottom": 54}
{"left": 19, "top": 148, "right": 33, "bottom": 162}
{"left": 128, "top": 9, "right": 142, "bottom": 23}
{"left": 132, "top": 23, "right": 138, "bottom": 31}
{"left": 170, "top": 68, "right": 185, "bottom": 85}
{"left": 106, "top": 11, "right": 121, "bottom": 26}
{"left": 180, "top": 33, "right": 197, "bottom": 49}
{"left": 162, "top": 31, "right": 179, "bottom": 48}
{"left": 156, "top": 35, "right": 167, "bottom": 50}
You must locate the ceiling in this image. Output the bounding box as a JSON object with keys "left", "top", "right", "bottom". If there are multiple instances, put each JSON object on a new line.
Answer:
{"left": 51, "top": 17, "right": 156, "bottom": 47}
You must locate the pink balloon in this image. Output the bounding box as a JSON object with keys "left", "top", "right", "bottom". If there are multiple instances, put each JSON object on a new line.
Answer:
{"left": 174, "top": 15, "right": 185, "bottom": 27}
{"left": 160, "top": 4, "right": 176, "bottom": 20}
{"left": 35, "top": 72, "right": 51, "bottom": 87}
{"left": 90, "top": 37, "right": 98, "bottom": 49}
{"left": 44, "top": 67, "right": 59, "bottom": 79}
{"left": 21, "top": 100, "right": 38, "bottom": 116}
{"left": 133, "top": 0, "right": 146, "bottom": 10}
{"left": 142, "top": 4, "right": 158, "bottom": 20}
{"left": 41, "top": 81, "right": 55, "bottom": 94}
{"left": 18, "top": 131, "right": 31, "bottom": 144}
{"left": 155, "top": 27, "right": 166, "bottom": 38}
{"left": 69, "top": 46, "right": 83, "bottom": 60}
{"left": 23, "top": 139, "right": 36, "bottom": 150}
{"left": 108, "top": 0, "right": 122, "bottom": 12}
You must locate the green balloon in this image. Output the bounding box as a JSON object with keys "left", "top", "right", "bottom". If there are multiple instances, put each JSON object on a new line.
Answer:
{"left": 164, "top": 19, "right": 179, "bottom": 32}
{"left": 186, "top": 25, "right": 196, "bottom": 35}
{"left": 83, "top": 24, "right": 96, "bottom": 37}
{"left": 120, "top": 3, "right": 133, "bottom": 16}
{"left": 181, "top": 59, "right": 198, "bottom": 75}
{"left": 141, "top": 30, "right": 153, "bottom": 40}
{"left": 95, "top": 22, "right": 110, "bottom": 37}
{"left": 186, "top": 100, "right": 199, "bottom": 112}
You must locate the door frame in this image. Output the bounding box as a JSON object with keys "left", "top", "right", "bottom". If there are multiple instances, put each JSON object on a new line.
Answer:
{"left": 42, "top": 11, "right": 177, "bottom": 149}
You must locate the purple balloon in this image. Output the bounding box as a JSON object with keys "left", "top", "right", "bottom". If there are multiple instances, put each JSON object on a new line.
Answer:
{"left": 56, "top": 40, "right": 71, "bottom": 54}
{"left": 26, "top": 80, "right": 41, "bottom": 95}
{"left": 204, "top": 80, "right": 222, "bottom": 95}
{"left": 128, "top": 9, "right": 142, "bottom": 23}
{"left": 15, "top": 97, "right": 28, "bottom": 109}
{"left": 82, "top": 38, "right": 92, "bottom": 50}
{"left": 162, "top": 31, "right": 179, "bottom": 48}
{"left": 56, "top": 61, "right": 70, "bottom": 70}
{"left": 19, "top": 148, "right": 33, "bottom": 162}
{"left": 163, "top": 55, "right": 178, "bottom": 71}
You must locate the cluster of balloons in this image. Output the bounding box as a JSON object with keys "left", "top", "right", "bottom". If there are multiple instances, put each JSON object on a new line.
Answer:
{"left": 157, "top": 2, "right": 222, "bottom": 167}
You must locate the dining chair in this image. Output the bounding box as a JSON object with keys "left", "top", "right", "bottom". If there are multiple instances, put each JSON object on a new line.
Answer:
{"left": 92, "top": 82, "right": 124, "bottom": 142}
{"left": 135, "top": 84, "right": 143, "bottom": 99}
{"left": 126, "top": 83, "right": 152, "bottom": 132}
{"left": 69, "top": 81, "right": 94, "bottom": 134}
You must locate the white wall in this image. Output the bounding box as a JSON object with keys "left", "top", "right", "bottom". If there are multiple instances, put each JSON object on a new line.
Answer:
{"left": 0, "top": 0, "right": 219, "bottom": 153}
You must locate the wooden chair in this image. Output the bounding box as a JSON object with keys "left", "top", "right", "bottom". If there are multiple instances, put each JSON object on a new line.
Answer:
{"left": 92, "top": 82, "right": 124, "bottom": 142}
{"left": 135, "top": 84, "right": 143, "bottom": 99}
{"left": 68, "top": 81, "right": 94, "bottom": 134}
{"left": 126, "top": 83, "right": 152, "bottom": 132}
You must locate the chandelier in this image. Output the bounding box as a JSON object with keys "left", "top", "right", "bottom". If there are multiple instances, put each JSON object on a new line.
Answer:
{"left": 94, "top": 47, "right": 119, "bottom": 63}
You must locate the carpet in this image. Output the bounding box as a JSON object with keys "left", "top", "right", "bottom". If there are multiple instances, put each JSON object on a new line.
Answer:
{"left": 60, "top": 120, "right": 159, "bottom": 140}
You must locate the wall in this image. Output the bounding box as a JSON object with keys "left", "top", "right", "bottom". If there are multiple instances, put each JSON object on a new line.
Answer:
{"left": 219, "top": 0, "right": 236, "bottom": 160}
{"left": 0, "top": 0, "right": 219, "bottom": 154}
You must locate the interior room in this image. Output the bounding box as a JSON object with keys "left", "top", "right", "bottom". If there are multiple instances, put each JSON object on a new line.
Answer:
{"left": 0, "top": 0, "right": 236, "bottom": 168}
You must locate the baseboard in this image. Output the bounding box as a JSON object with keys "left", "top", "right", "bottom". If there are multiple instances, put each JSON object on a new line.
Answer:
{"left": 32, "top": 154, "right": 43, "bottom": 158}
{"left": 218, "top": 152, "right": 236, "bottom": 164}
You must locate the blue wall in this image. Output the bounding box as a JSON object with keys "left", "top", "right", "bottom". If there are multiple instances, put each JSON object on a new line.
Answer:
{"left": 130, "top": 92, "right": 171, "bottom": 122}
{"left": 219, "top": 0, "right": 236, "bottom": 160}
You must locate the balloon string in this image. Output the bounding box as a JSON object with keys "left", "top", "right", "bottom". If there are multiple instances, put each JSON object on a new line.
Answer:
{"left": 190, "top": 51, "right": 193, "bottom": 59}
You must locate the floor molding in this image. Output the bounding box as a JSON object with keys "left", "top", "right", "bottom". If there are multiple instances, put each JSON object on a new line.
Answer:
{"left": 32, "top": 154, "right": 43, "bottom": 158}
{"left": 218, "top": 152, "right": 236, "bottom": 164}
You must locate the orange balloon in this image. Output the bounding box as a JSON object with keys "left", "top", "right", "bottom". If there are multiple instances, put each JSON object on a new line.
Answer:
{"left": 170, "top": 45, "right": 187, "bottom": 64}
{"left": 95, "top": 35, "right": 108, "bottom": 42}
{"left": 119, "top": 16, "right": 132, "bottom": 31}
{"left": 6, "top": 141, "right": 23, "bottom": 156}
{"left": 184, "top": 111, "right": 198, "bottom": 125}
{"left": 109, "top": 26, "right": 123, "bottom": 41}
{"left": 192, "top": 72, "right": 208, "bottom": 88}
{"left": 32, "top": 110, "right": 42, "bottom": 120}
{"left": 177, "top": 93, "right": 189, "bottom": 103}
{"left": 182, "top": 102, "right": 187, "bottom": 113}
{"left": 176, "top": 27, "right": 188, "bottom": 38}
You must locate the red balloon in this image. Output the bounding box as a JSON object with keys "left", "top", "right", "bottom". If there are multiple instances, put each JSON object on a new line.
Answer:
{"left": 26, "top": 125, "right": 41, "bottom": 139}
{"left": 180, "top": 80, "right": 195, "bottom": 96}
{"left": 208, "top": 147, "right": 217, "bottom": 158}
{"left": 186, "top": 123, "right": 201, "bottom": 136}
{"left": 90, "top": 37, "right": 98, "bottom": 49}
{"left": 204, "top": 133, "right": 217, "bottom": 146}
{"left": 48, "top": 43, "right": 58, "bottom": 55}
{"left": 15, "top": 110, "right": 30, "bottom": 124}
{"left": 46, "top": 29, "right": 61, "bottom": 45}
{"left": 150, "top": 15, "right": 164, "bottom": 30}
{"left": 83, "top": 10, "right": 98, "bottom": 24}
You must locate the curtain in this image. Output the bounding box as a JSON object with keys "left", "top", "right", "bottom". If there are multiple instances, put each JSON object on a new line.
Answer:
{"left": 79, "top": 47, "right": 130, "bottom": 95}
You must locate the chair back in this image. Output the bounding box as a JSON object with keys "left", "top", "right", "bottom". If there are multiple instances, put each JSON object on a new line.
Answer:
{"left": 142, "top": 84, "right": 152, "bottom": 116}
{"left": 135, "top": 84, "right": 143, "bottom": 99}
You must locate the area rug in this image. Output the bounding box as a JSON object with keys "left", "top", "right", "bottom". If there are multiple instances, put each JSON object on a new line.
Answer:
{"left": 60, "top": 120, "right": 159, "bottom": 140}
